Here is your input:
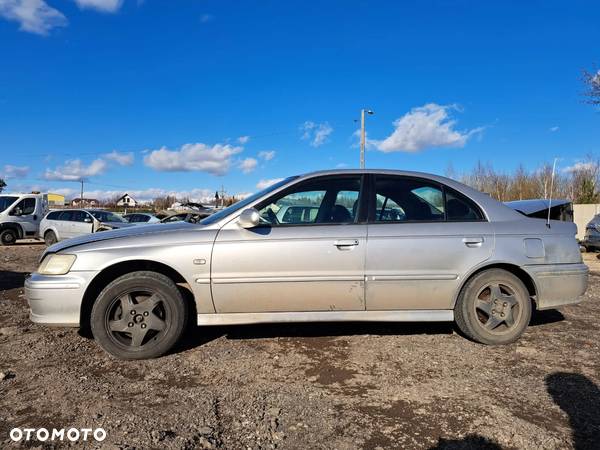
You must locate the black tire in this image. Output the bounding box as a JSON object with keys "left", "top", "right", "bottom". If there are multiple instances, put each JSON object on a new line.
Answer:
{"left": 454, "top": 269, "right": 532, "bottom": 345}
{"left": 0, "top": 229, "right": 17, "bottom": 246}
{"left": 44, "top": 230, "right": 57, "bottom": 246}
{"left": 90, "top": 271, "right": 188, "bottom": 359}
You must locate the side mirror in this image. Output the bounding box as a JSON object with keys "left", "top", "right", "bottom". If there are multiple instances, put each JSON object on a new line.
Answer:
{"left": 238, "top": 208, "right": 260, "bottom": 229}
{"left": 84, "top": 217, "right": 92, "bottom": 223}
{"left": 12, "top": 208, "right": 22, "bottom": 216}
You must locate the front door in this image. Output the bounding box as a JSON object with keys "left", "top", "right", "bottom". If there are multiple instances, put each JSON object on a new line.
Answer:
{"left": 70, "top": 210, "right": 95, "bottom": 237}
{"left": 211, "top": 175, "right": 367, "bottom": 313}
{"left": 10, "top": 196, "right": 38, "bottom": 236}
{"left": 365, "top": 175, "right": 494, "bottom": 310}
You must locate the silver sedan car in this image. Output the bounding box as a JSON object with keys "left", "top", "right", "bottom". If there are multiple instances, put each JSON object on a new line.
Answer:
{"left": 25, "top": 170, "right": 588, "bottom": 359}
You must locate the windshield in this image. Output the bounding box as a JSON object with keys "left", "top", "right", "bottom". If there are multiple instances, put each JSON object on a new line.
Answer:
{"left": 90, "top": 211, "right": 127, "bottom": 223}
{"left": 200, "top": 176, "right": 298, "bottom": 225}
{"left": 0, "top": 196, "right": 18, "bottom": 213}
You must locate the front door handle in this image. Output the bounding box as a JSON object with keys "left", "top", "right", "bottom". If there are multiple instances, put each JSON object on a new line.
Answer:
{"left": 334, "top": 239, "right": 359, "bottom": 249}
{"left": 463, "top": 236, "right": 484, "bottom": 247}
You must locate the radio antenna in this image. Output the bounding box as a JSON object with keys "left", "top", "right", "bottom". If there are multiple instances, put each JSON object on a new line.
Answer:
{"left": 547, "top": 158, "right": 558, "bottom": 228}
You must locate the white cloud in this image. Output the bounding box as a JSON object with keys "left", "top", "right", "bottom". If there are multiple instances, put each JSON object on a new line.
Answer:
{"left": 256, "top": 178, "right": 283, "bottom": 190}
{"left": 44, "top": 158, "right": 108, "bottom": 181}
{"left": 376, "top": 103, "right": 482, "bottom": 153}
{"left": 301, "top": 121, "right": 333, "bottom": 147}
{"left": 239, "top": 157, "right": 258, "bottom": 174}
{"left": 550, "top": 126, "right": 560, "bottom": 132}
{"left": 73, "top": 0, "right": 122, "bottom": 13}
{"left": 104, "top": 150, "right": 134, "bottom": 166}
{"left": 237, "top": 135, "right": 250, "bottom": 144}
{"left": 0, "top": 0, "right": 67, "bottom": 35}
{"left": 258, "top": 150, "right": 276, "bottom": 161}
{"left": 143, "top": 143, "right": 243, "bottom": 176}
{"left": 1, "top": 164, "right": 29, "bottom": 179}
{"left": 562, "top": 161, "right": 597, "bottom": 173}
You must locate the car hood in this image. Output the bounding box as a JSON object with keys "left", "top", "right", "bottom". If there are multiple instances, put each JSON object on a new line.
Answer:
{"left": 46, "top": 221, "right": 197, "bottom": 254}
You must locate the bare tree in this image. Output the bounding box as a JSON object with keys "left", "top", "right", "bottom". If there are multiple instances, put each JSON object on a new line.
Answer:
{"left": 583, "top": 66, "right": 600, "bottom": 105}
{"left": 0, "top": 178, "right": 6, "bottom": 193}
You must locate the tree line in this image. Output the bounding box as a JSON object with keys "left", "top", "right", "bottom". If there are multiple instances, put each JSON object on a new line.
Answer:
{"left": 446, "top": 155, "right": 600, "bottom": 204}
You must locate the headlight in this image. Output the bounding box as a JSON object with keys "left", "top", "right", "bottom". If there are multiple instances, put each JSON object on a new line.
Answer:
{"left": 38, "top": 254, "right": 77, "bottom": 275}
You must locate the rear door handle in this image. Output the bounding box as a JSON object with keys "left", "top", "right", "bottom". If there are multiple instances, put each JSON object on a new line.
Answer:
{"left": 463, "top": 236, "right": 484, "bottom": 247}
{"left": 334, "top": 239, "right": 359, "bottom": 248}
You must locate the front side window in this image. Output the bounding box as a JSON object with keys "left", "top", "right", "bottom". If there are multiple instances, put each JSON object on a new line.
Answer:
{"left": 373, "top": 177, "right": 444, "bottom": 222}
{"left": 257, "top": 176, "right": 362, "bottom": 226}
{"left": 11, "top": 198, "right": 36, "bottom": 216}
{"left": 58, "top": 211, "right": 74, "bottom": 221}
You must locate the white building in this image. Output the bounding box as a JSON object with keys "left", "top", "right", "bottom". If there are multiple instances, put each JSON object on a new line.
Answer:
{"left": 116, "top": 193, "right": 138, "bottom": 208}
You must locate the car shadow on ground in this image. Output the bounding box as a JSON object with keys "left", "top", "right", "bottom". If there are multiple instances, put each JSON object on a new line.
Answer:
{"left": 0, "top": 271, "right": 29, "bottom": 291}
{"left": 546, "top": 372, "right": 600, "bottom": 450}
{"left": 428, "top": 372, "right": 600, "bottom": 449}
{"left": 529, "top": 308, "right": 565, "bottom": 326}
{"left": 174, "top": 321, "right": 455, "bottom": 353}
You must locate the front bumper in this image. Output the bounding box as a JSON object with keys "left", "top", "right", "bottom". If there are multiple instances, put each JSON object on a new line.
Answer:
{"left": 25, "top": 271, "right": 97, "bottom": 327}
{"left": 526, "top": 263, "right": 589, "bottom": 310}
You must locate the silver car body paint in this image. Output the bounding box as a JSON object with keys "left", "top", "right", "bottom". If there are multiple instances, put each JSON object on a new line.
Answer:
{"left": 25, "top": 169, "right": 588, "bottom": 327}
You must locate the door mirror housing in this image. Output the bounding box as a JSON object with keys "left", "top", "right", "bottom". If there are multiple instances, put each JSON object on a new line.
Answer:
{"left": 238, "top": 208, "right": 260, "bottom": 229}
{"left": 84, "top": 217, "right": 92, "bottom": 223}
{"left": 11, "top": 207, "right": 22, "bottom": 216}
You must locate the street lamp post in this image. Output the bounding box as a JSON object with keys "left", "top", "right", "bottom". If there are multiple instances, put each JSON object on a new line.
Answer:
{"left": 360, "top": 109, "right": 374, "bottom": 169}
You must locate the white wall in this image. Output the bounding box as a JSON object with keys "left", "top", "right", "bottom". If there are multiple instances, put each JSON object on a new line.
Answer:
{"left": 574, "top": 204, "right": 600, "bottom": 240}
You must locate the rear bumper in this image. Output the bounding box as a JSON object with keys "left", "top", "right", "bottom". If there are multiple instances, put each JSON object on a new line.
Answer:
{"left": 526, "top": 263, "right": 589, "bottom": 310}
{"left": 25, "top": 271, "right": 96, "bottom": 327}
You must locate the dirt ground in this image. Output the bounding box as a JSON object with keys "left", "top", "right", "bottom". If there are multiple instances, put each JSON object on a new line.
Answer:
{"left": 0, "top": 243, "right": 599, "bottom": 449}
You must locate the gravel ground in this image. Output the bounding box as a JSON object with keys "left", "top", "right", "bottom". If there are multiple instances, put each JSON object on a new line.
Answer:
{"left": 0, "top": 243, "right": 599, "bottom": 449}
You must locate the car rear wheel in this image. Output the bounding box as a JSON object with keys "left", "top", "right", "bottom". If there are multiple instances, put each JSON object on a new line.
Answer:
{"left": 454, "top": 269, "right": 532, "bottom": 345}
{"left": 91, "top": 271, "right": 188, "bottom": 359}
{"left": 0, "top": 229, "right": 17, "bottom": 246}
{"left": 44, "top": 230, "right": 57, "bottom": 246}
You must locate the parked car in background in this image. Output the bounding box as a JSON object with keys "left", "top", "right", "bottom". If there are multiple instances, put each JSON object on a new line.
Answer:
{"left": 123, "top": 213, "right": 160, "bottom": 224}
{"left": 582, "top": 214, "right": 600, "bottom": 251}
{"left": 504, "top": 199, "right": 573, "bottom": 222}
{"left": 0, "top": 193, "right": 48, "bottom": 245}
{"left": 40, "top": 209, "right": 134, "bottom": 245}
{"left": 26, "top": 170, "right": 587, "bottom": 359}
{"left": 159, "top": 211, "right": 206, "bottom": 224}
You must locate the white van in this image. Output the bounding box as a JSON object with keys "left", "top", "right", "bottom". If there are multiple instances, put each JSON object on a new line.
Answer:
{"left": 0, "top": 193, "right": 49, "bottom": 245}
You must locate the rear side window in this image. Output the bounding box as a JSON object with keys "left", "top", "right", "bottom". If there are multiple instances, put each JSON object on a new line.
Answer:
{"left": 58, "top": 211, "right": 74, "bottom": 221}
{"left": 373, "top": 176, "right": 444, "bottom": 222}
{"left": 46, "top": 211, "right": 61, "bottom": 220}
{"left": 371, "top": 176, "right": 485, "bottom": 223}
{"left": 446, "top": 190, "right": 484, "bottom": 221}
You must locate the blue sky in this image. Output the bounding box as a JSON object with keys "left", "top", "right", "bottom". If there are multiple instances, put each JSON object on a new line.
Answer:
{"left": 0, "top": 0, "right": 599, "bottom": 202}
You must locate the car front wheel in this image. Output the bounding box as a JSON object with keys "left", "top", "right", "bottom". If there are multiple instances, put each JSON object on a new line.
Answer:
{"left": 91, "top": 271, "right": 188, "bottom": 359}
{"left": 454, "top": 269, "right": 532, "bottom": 345}
{"left": 0, "top": 229, "right": 17, "bottom": 246}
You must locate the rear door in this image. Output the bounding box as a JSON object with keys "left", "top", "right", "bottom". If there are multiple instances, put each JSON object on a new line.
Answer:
{"left": 365, "top": 175, "right": 494, "bottom": 310}
{"left": 211, "top": 175, "right": 368, "bottom": 313}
